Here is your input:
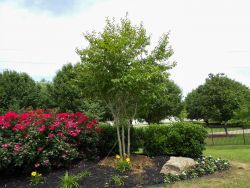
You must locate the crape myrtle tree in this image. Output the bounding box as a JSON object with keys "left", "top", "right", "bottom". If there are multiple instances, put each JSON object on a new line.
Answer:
{"left": 185, "top": 73, "right": 250, "bottom": 134}
{"left": 138, "top": 79, "right": 183, "bottom": 124}
{"left": 0, "top": 70, "right": 40, "bottom": 114}
{"left": 76, "top": 16, "right": 175, "bottom": 159}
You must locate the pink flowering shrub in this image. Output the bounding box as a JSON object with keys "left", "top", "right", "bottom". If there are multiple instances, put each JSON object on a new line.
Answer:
{"left": 0, "top": 109, "right": 101, "bottom": 171}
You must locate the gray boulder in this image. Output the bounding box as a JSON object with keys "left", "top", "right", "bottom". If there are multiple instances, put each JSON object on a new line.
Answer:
{"left": 160, "top": 156, "right": 196, "bottom": 175}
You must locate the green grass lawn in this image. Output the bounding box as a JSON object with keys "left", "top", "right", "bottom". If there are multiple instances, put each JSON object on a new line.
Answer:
{"left": 169, "top": 145, "right": 250, "bottom": 188}
{"left": 148, "top": 145, "right": 250, "bottom": 188}
{"left": 206, "top": 133, "right": 250, "bottom": 145}
{"left": 204, "top": 145, "right": 250, "bottom": 163}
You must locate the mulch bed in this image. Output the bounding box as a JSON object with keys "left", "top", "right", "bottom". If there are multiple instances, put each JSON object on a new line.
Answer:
{"left": 0, "top": 155, "right": 169, "bottom": 188}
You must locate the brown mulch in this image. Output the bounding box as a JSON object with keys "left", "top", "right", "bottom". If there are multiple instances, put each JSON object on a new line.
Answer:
{"left": 0, "top": 155, "right": 170, "bottom": 188}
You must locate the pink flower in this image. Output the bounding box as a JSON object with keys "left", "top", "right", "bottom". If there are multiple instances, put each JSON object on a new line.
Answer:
{"left": 1, "top": 143, "right": 9, "bottom": 148}
{"left": 48, "top": 133, "right": 54, "bottom": 138}
{"left": 14, "top": 144, "right": 21, "bottom": 152}
{"left": 37, "top": 125, "right": 46, "bottom": 132}
{"left": 35, "top": 163, "right": 40, "bottom": 168}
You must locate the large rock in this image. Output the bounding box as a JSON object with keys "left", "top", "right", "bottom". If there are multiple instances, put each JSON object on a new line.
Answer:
{"left": 160, "top": 156, "right": 196, "bottom": 175}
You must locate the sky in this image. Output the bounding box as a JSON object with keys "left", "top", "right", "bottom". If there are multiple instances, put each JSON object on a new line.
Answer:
{"left": 1, "top": 0, "right": 250, "bottom": 96}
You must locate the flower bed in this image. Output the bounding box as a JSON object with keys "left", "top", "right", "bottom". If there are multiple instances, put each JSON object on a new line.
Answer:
{"left": 0, "top": 109, "right": 100, "bottom": 171}
{"left": 164, "top": 155, "right": 230, "bottom": 184}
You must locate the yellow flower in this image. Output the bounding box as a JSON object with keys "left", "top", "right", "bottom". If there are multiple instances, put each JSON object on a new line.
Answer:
{"left": 115, "top": 154, "right": 121, "bottom": 159}
{"left": 37, "top": 173, "right": 42, "bottom": 177}
{"left": 126, "top": 157, "right": 130, "bottom": 163}
{"left": 31, "top": 171, "right": 37, "bottom": 177}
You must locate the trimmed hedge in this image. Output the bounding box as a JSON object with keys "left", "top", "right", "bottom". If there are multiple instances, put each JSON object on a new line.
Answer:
{"left": 143, "top": 122, "right": 208, "bottom": 158}
{"left": 98, "top": 122, "right": 207, "bottom": 158}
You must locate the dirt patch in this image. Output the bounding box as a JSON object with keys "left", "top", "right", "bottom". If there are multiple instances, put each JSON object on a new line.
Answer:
{"left": 99, "top": 154, "right": 155, "bottom": 174}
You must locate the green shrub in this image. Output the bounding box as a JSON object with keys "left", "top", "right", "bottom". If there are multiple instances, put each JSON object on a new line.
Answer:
{"left": 143, "top": 122, "right": 208, "bottom": 158}
{"left": 97, "top": 124, "right": 143, "bottom": 157}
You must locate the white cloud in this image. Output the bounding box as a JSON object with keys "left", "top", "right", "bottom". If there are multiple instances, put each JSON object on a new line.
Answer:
{"left": 1, "top": 0, "right": 250, "bottom": 95}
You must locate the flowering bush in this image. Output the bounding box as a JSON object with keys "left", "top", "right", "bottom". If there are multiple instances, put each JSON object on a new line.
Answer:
{"left": 0, "top": 109, "right": 101, "bottom": 171}
{"left": 164, "top": 155, "right": 230, "bottom": 184}
{"left": 30, "top": 171, "right": 44, "bottom": 185}
{"left": 115, "top": 154, "right": 131, "bottom": 173}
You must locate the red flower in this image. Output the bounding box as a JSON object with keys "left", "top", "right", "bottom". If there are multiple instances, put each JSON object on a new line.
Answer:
{"left": 22, "top": 133, "right": 29, "bottom": 138}
{"left": 49, "top": 125, "right": 55, "bottom": 131}
{"left": 37, "top": 147, "right": 43, "bottom": 152}
{"left": 67, "top": 130, "right": 78, "bottom": 137}
{"left": 91, "top": 119, "right": 97, "bottom": 125}
{"left": 14, "top": 144, "right": 21, "bottom": 152}
{"left": 4, "top": 112, "right": 18, "bottom": 121}
{"left": 3, "top": 123, "right": 11, "bottom": 128}
{"left": 57, "top": 132, "right": 64, "bottom": 137}
{"left": 95, "top": 127, "right": 102, "bottom": 132}
{"left": 14, "top": 124, "right": 26, "bottom": 131}
{"left": 41, "top": 113, "right": 51, "bottom": 119}
{"left": 37, "top": 125, "right": 46, "bottom": 132}
{"left": 86, "top": 122, "right": 93, "bottom": 129}
{"left": 53, "top": 122, "right": 60, "bottom": 127}
{"left": 48, "top": 133, "right": 54, "bottom": 138}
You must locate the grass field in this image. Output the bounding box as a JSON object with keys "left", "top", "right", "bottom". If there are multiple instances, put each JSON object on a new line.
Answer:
{"left": 149, "top": 145, "right": 250, "bottom": 188}
{"left": 206, "top": 133, "right": 250, "bottom": 145}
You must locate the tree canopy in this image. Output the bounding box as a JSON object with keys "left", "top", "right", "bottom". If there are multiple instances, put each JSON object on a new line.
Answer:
{"left": 185, "top": 73, "right": 250, "bottom": 124}
{"left": 76, "top": 16, "right": 175, "bottom": 158}
{"left": 138, "top": 79, "right": 183, "bottom": 124}
{"left": 0, "top": 70, "right": 39, "bottom": 114}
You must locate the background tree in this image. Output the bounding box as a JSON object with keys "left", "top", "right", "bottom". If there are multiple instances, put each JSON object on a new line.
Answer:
{"left": 185, "top": 73, "right": 250, "bottom": 132}
{"left": 76, "top": 16, "right": 175, "bottom": 158}
{"left": 138, "top": 79, "right": 183, "bottom": 124}
{"left": 36, "top": 79, "right": 56, "bottom": 109}
{"left": 50, "top": 63, "right": 110, "bottom": 120}
{"left": 0, "top": 70, "right": 39, "bottom": 114}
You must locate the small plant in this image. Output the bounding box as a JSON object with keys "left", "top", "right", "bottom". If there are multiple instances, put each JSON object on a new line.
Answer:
{"left": 58, "top": 171, "right": 79, "bottom": 188}
{"left": 30, "top": 171, "right": 44, "bottom": 185}
{"left": 58, "top": 170, "right": 91, "bottom": 188}
{"left": 104, "top": 175, "right": 124, "bottom": 187}
{"left": 116, "top": 159, "right": 131, "bottom": 173}
{"left": 115, "top": 155, "right": 131, "bottom": 173}
{"left": 77, "top": 170, "right": 91, "bottom": 179}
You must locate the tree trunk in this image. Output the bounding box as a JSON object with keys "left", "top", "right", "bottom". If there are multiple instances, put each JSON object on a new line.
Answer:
{"left": 224, "top": 127, "right": 228, "bottom": 136}
{"left": 115, "top": 119, "right": 123, "bottom": 159}
{"left": 127, "top": 123, "right": 131, "bottom": 157}
{"left": 122, "top": 123, "right": 126, "bottom": 157}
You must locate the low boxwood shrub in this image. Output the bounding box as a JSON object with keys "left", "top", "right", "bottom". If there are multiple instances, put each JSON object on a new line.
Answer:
{"left": 164, "top": 155, "right": 230, "bottom": 184}
{"left": 143, "top": 122, "right": 208, "bottom": 158}
{"left": 0, "top": 109, "right": 100, "bottom": 172}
